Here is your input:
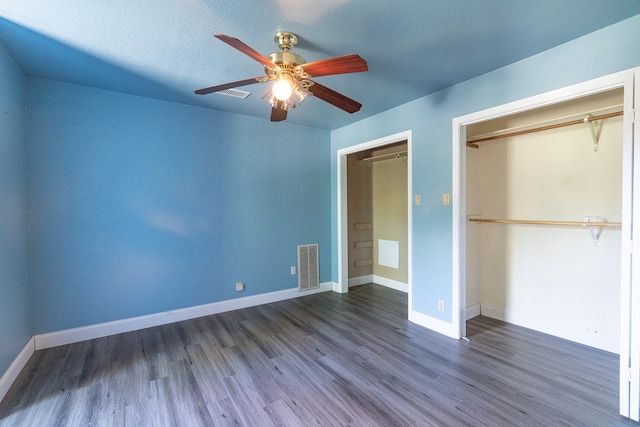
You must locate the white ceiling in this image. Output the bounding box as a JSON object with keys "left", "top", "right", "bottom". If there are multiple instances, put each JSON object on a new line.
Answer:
{"left": 1, "top": 0, "right": 639, "bottom": 130}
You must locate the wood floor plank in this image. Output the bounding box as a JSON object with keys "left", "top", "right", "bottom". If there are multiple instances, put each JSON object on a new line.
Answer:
{"left": 1, "top": 284, "right": 638, "bottom": 426}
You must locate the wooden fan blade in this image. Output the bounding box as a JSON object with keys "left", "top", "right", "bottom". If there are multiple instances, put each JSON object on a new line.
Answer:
{"left": 194, "top": 77, "right": 262, "bottom": 95}
{"left": 302, "top": 54, "right": 368, "bottom": 77}
{"left": 270, "top": 101, "right": 288, "bottom": 122}
{"left": 215, "top": 34, "right": 277, "bottom": 68}
{"left": 308, "top": 81, "right": 362, "bottom": 113}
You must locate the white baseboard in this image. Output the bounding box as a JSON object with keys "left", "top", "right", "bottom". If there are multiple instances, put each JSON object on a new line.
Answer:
{"left": 348, "top": 275, "right": 373, "bottom": 287}
{"left": 35, "top": 282, "right": 332, "bottom": 350}
{"left": 480, "top": 305, "right": 618, "bottom": 354}
{"left": 409, "top": 310, "right": 458, "bottom": 339}
{"left": 331, "top": 281, "right": 344, "bottom": 293}
{"left": 372, "top": 275, "right": 408, "bottom": 293}
{"left": 466, "top": 304, "right": 481, "bottom": 320}
{"left": 348, "top": 275, "right": 408, "bottom": 293}
{"left": 0, "top": 337, "right": 34, "bottom": 403}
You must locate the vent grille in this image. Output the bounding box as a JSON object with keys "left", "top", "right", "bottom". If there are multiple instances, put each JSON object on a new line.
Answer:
{"left": 298, "top": 244, "right": 319, "bottom": 291}
{"left": 215, "top": 88, "right": 251, "bottom": 99}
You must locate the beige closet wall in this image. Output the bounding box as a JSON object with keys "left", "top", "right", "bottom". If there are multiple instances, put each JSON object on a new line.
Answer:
{"left": 372, "top": 156, "right": 408, "bottom": 283}
{"left": 466, "top": 89, "right": 623, "bottom": 352}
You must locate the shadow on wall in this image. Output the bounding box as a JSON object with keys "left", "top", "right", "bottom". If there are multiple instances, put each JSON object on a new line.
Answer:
{"left": 0, "top": 18, "right": 204, "bottom": 107}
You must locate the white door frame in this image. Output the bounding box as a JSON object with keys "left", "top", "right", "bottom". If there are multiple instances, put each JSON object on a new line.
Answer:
{"left": 336, "top": 130, "right": 413, "bottom": 311}
{"left": 451, "top": 69, "right": 638, "bottom": 419}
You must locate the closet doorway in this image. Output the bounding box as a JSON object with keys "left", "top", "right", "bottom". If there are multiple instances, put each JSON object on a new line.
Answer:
{"left": 347, "top": 141, "right": 408, "bottom": 290}
{"left": 452, "top": 68, "right": 640, "bottom": 420}
{"left": 337, "top": 131, "right": 413, "bottom": 314}
{"left": 465, "top": 88, "right": 623, "bottom": 353}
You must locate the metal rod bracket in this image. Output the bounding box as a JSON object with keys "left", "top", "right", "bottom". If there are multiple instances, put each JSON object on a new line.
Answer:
{"left": 585, "top": 115, "right": 602, "bottom": 152}
{"left": 583, "top": 216, "right": 603, "bottom": 245}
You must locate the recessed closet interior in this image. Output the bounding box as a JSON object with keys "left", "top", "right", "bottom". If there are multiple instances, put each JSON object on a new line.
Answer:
{"left": 347, "top": 141, "right": 408, "bottom": 291}
{"left": 465, "top": 88, "right": 624, "bottom": 354}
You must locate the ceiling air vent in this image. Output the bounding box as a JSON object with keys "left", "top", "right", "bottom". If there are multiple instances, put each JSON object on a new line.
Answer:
{"left": 215, "top": 88, "right": 251, "bottom": 99}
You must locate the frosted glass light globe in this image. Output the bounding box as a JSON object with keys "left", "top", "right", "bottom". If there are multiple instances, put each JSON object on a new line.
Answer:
{"left": 272, "top": 79, "right": 292, "bottom": 101}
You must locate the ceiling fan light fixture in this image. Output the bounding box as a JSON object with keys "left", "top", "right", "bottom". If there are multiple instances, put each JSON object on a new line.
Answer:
{"left": 272, "top": 78, "right": 292, "bottom": 101}
{"left": 195, "top": 32, "right": 367, "bottom": 122}
{"left": 262, "top": 91, "right": 277, "bottom": 107}
{"left": 264, "top": 75, "right": 312, "bottom": 111}
{"left": 293, "top": 85, "right": 311, "bottom": 105}
{"left": 263, "top": 90, "right": 290, "bottom": 110}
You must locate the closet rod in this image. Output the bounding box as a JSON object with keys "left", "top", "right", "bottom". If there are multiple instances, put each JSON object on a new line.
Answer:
{"left": 359, "top": 151, "right": 407, "bottom": 162}
{"left": 466, "top": 110, "right": 623, "bottom": 148}
{"left": 468, "top": 218, "right": 621, "bottom": 227}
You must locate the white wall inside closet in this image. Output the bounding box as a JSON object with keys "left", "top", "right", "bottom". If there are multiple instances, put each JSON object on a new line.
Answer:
{"left": 466, "top": 89, "right": 624, "bottom": 353}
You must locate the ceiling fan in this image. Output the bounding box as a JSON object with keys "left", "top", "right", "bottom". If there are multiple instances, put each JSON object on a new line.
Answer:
{"left": 194, "top": 32, "right": 368, "bottom": 122}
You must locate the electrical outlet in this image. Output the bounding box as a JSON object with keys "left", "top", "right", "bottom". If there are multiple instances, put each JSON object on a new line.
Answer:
{"left": 438, "top": 300, "right": 445, "bottom": 312}
{"left": 290, "top": 266, "right": 296, "bottom": 275}
{"left": 235, "top": 281, "right": 244, "bottom": 292}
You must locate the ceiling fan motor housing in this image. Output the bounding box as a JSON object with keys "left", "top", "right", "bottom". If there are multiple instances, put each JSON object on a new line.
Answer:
{"left": 268, "top": 31, "right": 306, "bottom": 71}
{"left": 267, "top": 51, "right": 306, "bottom": 67}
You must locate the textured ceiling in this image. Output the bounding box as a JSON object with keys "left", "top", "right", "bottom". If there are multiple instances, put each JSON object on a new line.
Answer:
{"left": 1, "top": 0, "right": 639, "bottom": 130}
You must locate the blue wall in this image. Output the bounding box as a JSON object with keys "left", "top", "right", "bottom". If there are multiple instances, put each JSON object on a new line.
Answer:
{"left": 331, "top": 15, "right": 640, "bottom": 322}
{"left": 27, "top": 78, "right": 330, "bottom": 333}
{"left": 0, "top": 43, "right": 31, "bottom": 375}
{"left": 4, "top": 11, "right": 640, "bottom": 377}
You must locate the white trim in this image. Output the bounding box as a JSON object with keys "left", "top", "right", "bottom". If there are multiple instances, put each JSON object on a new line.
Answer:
{"left": 337, "top": 149, "right": 349, "bottom": 294}
{"left": 330, "top": 281, "right": 341, "bottom": 293}
{"left": 348, "top": 275, "right": 373, "bottom": 287}
{"left": 34, "top": 283, "right": 332, "bottom": 350}
{"left": 348, "top": 274, "right": 408, "bottom": 293}
{"left": 336, "top": 130, "right": 413, "bottom": 307}
{"left": 480, "top": 305, "right": 618, "bottom": 354}
{"left": 372, "top": 275, "right": 408, "bottom": 293}
{"left": 465, "top": 304, "right": 481, "bottom": 320}
{"left": 452, "top": 122, "right": 467, "bottom": 338}
{"left": 409, "top": 310, "right": 458, "bottom": 339}
{"left": 0, "top": 337, "right": 34, "bottom": 403}
{"left": 619, "top": 69, "right": 636, "bottom": 420}
{"left": 628, "top": 68, "right": 640, "bottom": 421}
{"left": 406, "top": 135, "right": 414, "bottom": 319}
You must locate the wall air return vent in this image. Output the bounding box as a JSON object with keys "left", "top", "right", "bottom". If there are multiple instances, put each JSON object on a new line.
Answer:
{"left": 215, "top": 88, "right": 251, "bottom": 99}
{"left": 298, "top": 244, "right": 319, "bottom": 291}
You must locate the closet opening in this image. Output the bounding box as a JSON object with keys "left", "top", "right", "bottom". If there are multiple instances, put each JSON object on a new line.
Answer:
{"left": 452, "top": 67, "right": 640, "bottom": 419}
{"left": 465, "top": 88, "right": 624, "bottom": 354}
{"left": 336, "top": 130, "right": 412, "bottom": 314}
{"left": 347, "top": 141, "right": 408, "bottom": 291}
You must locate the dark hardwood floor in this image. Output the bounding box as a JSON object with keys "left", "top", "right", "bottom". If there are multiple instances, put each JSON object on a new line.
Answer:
{"left": 0, "top": 283, "right": 637, "bottom": 426}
